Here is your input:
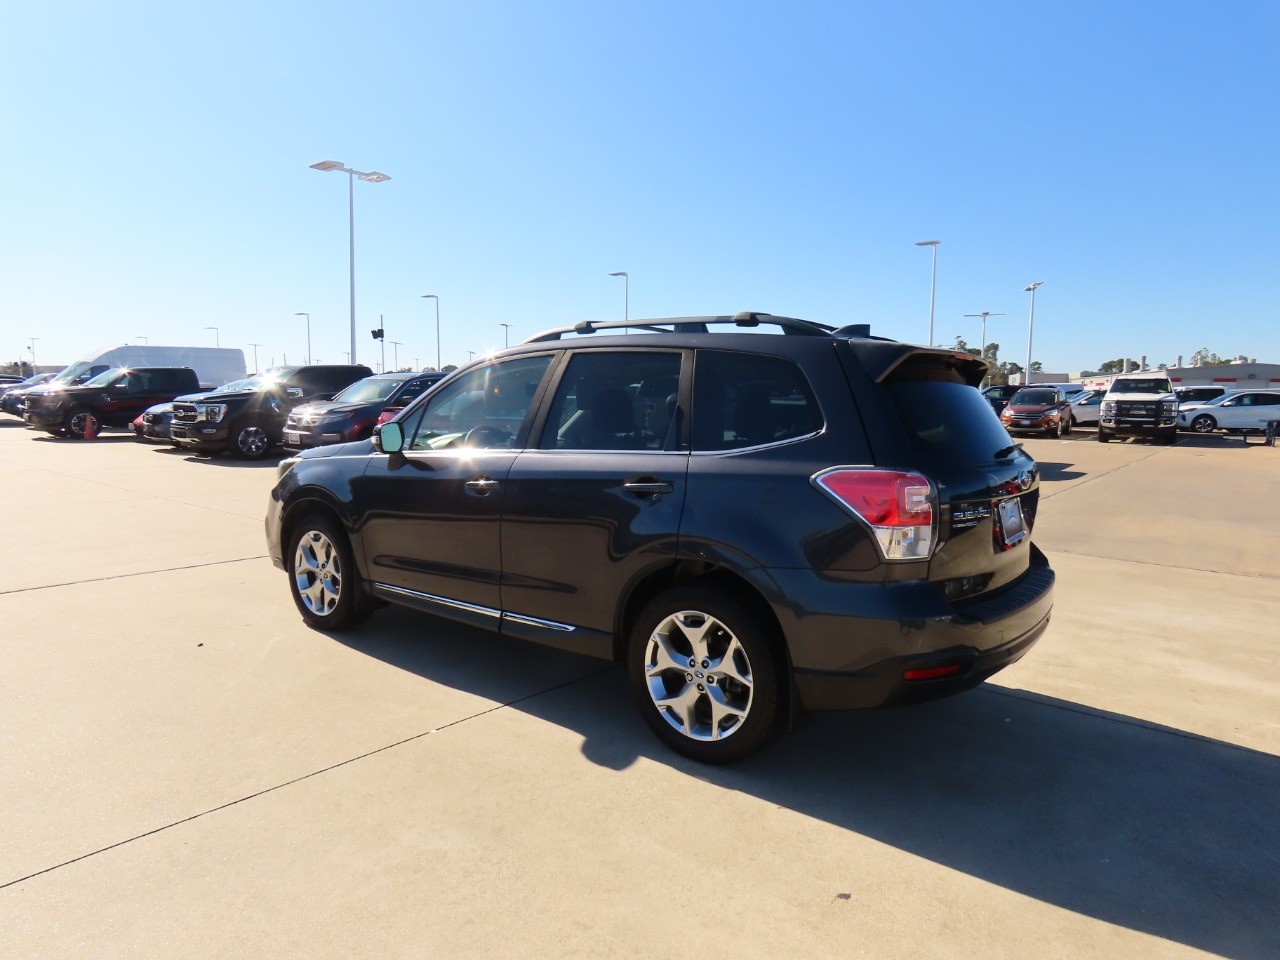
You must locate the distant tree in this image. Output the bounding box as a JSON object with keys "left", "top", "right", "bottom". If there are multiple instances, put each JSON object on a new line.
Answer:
{"left": 1099, "top": 358, "right": 1139, "bottom": 374}
{"left": 1030, "top": 361, "right": 1044, "bottom": 374}
{"left": 442, "top": 364, "right": 459, "bottom": 374}
{"left": 951, "top": 336, "right": 982, "bottom": 358}
{"left": 1190, "top": 347, "right": 1230, "bottom": 366}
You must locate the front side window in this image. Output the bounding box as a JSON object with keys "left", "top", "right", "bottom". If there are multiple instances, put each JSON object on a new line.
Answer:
{"left": 692, "top": 350, "right": 822, "bottom": 451}
{"left": 405, "top": 355, "right": 552, "bottom": 451}
{"left": 542, "top": 351, "right": 682, "bottom": 451}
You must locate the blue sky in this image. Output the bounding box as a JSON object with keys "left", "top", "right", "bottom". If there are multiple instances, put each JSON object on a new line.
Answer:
{"left": 2, "top": 1, "right": 1276, "bottom": 374}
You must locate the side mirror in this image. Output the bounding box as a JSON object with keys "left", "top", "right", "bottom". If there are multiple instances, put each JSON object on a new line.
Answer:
{"left": 1221, "top": 400, "right": 1236, "bottom": 407}
{"left": 286, "top": 386, "right": 304, "bottom": 400}
{"left": 373, "top": 421, "right": 404, "bottom": 454}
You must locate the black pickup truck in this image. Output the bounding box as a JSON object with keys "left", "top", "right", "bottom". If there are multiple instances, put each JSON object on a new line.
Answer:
{"left": 169, "top": 364, "right": 373, "bottom": 458}
{"left": 24, "top": 367, "right": 202, "bottom": 439}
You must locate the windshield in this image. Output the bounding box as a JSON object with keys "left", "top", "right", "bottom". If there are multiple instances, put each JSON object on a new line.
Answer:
{"left": 1111, "top": 379, "right": 1171, "bottom": 394}
{"left": 333, "top": 377, "right": 401, "bottom": 404}
{"left": 1011, "top": 390, "right": 1057, "bottom": 405}
{"left": 52, "top": 361, "right": 112, "bottom": 385}
{"left": 217, "top": 377, "right": 262, "bottom": 391}
{"left": 82, "top": 367, "right": 126, "bottom": 388}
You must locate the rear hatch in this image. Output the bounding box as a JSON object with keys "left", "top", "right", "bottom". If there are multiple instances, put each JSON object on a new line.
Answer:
{"left": 841, "top": 345, "right": 1041, "bottom": 602}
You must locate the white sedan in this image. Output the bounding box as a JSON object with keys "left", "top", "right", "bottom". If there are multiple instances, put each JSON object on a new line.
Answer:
{"left": 1177, "top": 390, "right": 1280, "bottom": 433}
{"left": 1065, "top": 390, "right": 1105, "bottom": 427}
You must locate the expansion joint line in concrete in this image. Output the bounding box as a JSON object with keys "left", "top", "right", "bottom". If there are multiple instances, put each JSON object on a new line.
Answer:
{"left": 0, "top": 664, "right": 618, "bottom": 892}
{"left": 1049, "top": 548, "right": 1279, "bottom": 581}
{"left": 0, "top": 556, "right": 269, "bottom": 596}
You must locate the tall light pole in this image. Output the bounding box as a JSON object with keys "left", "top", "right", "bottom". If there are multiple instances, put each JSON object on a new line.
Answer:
{"left": 309, "top": 160, "right": 391, "bottom": 366}
{"left": 466, "top": 350, "right": 476, "bottom": 362}
{"left": 249, "top": 343, "right": 262, "bottom": 373}
{"left": 1023, "top": 282, "right": 1044, "bottom": 385}
{"left": 964, "top": 311, "right": 1005, "bottom": 384}
{"left": 499, "top": 323, "right": 511, "bottom": 348}
{"left": 608, "top": 271, "right": 629, "bottom": 332}
{"left": 390, "top": 340, "right": 402, "bottom": 370}
{"left": 421, "top": 295, "right": 440, "bottom": 370}
{"left": 135, "top": 335, "right": 149, "bottom": 345}
{"left": 293, "top": 312, "right": 311, "bottom": 365}
{"left": 28, "top": 337, "right": 38, "bottom": 371}
{"left": 205, "top": 326, "right": 220, "bottom": 347}
{"left": 915, "top": 241, "right": 940, "bottom": 347}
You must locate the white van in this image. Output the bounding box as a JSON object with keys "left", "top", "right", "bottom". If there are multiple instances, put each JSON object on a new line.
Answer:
{"left": 51, "top": 345, "right": 247, "bottom": 390}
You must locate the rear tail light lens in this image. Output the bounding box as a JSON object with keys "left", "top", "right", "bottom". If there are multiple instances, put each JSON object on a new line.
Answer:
{"left": 812, "top": 468, "right": 936, "bottom": 561}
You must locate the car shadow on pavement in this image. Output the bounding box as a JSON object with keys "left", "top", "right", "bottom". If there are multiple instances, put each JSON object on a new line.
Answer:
{"left": 1033, "top": 461, "right": 1087, "bottom": 482}
{"left": 335, "top": 607, "right": 1279, "bottom": 960}
{"left": 149, "top": 446, "right": 282, "bottom": 468}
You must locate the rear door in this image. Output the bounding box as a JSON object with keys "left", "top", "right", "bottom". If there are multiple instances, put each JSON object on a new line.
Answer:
{"left": 1222, "top": 392, "right": 1280, "bottom": 429}
{"left": 500, "top": 348, "right": 687, "bottom": 656}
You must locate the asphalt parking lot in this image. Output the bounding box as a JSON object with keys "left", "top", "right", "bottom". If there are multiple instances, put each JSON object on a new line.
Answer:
{"left": 2, "top": 422, "right": 1277, "bottom": 959}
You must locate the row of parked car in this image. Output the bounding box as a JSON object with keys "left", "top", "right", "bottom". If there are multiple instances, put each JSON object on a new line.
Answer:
{"left": 980, "top": 379, "right": 1280, "bottom": 441}
{"left": 1, "top": 365, "right": 445, "bottom": 457}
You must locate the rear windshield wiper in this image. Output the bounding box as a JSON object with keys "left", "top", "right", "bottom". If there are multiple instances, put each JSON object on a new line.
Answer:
{"left": 994, "top": 442, "right": 1024, "bottom": 460}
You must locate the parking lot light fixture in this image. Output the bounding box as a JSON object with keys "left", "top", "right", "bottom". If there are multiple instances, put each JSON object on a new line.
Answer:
{"left": 28, "top": 337, "right": 39, "bottom": 369}
{"left": 1023, "top": 282, "right": 1043, "bottom": 384}
{"left": 205, "top": 326, "right": 220, "bottom": 347}
{"left": 964, "top": 311, "right": 1005, "bottom": 385}
{"left": 915, "top": 241, "right": 940, "bottom": 346}
{"left": 294, "top": 313, "right": 312, "bottom": 365}
{"left": 309, "top": 160, "right": 392, "bottom": 366}
{"left": 608, "top": 271, "right": 629, "bottom": 333}
{"left": 499, "top": 323, "right": 511, "bottom": 348}
{"left": 421, "top": 295, "right": 440, "bottom": 370}
{"left": 248, "top": 343, "right": 262, "bottom": 373}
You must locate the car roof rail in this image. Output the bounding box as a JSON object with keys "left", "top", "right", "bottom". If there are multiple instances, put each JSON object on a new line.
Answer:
{"left": 524, "top": 312, "right": 841, "bottom": 343}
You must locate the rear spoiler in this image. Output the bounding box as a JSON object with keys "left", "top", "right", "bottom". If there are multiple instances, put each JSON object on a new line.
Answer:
{"left": 848, "top": 341, "right": 990, "bottom": 388}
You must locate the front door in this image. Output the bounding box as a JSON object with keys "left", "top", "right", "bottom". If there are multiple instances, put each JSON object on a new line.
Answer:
{"left": 356, "top": 354, "right": 555, "bottom": 628}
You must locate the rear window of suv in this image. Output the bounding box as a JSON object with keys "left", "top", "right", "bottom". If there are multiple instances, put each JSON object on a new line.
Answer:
{"left": 887, "top": 378, "right": 1014, "bottom": 464}
{"left": 692, "top": 350, "right": 822, "bottom": 451}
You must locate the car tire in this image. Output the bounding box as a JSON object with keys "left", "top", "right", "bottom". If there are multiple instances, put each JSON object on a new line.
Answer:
{"left": 1097, "top": 429, "right": 1112, "bottom": 443}
{"left": 286, "top": 513, "right": 370, "bottom": 631}
{"left": 1161, "top": 430, "right": 1178, "bottom": 445}
{"left": 65, "top": 406, "right": 99, "bottom": 440}
{"left": 1191, "top": 414, "right": 1217, "bottom": 434}
{"left": 627, "top": 586, "right": 781, "bottom": 764}
{"left": 1063, "top": 413, "right": 1073, "bottom": 435}
{"left": 231, "top": 420, "right": 274, "bottom": 459}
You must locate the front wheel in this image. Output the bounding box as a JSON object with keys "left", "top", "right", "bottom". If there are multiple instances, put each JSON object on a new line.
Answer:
{"left": 1097, "top": 428, "right": 1113, "bottom": 443}
{"left": 627, "top": 586, "right": 781, "bottom": 764}
{"left": 231, "top": 420, "right": 274, "bottom": 459}
{"left": 1063, "top": 413, "right": 1073, "bottom": 435}
{"left": 65, "top": 406, "right": 100, "bottom": 440}
{"left": 1191, "top": 414, "right": 1217, "bottom": 434}
{"left": 286, "top": 513, "right": 370, "bottom": 631}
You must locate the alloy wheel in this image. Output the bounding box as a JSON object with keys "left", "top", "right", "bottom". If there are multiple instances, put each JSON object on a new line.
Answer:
{"left": 293, "top": 529, "right": 343, "bottom": 616}
{"left": 642, "top": 609, "right": 754, "bottom": 742}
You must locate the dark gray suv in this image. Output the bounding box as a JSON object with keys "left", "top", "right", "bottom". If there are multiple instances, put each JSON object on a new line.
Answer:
{"left": 265, "top": 314, "right": 1054, "bottom": 762}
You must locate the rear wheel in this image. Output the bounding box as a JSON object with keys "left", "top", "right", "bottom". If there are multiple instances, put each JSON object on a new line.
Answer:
{"left": 1063, "top": 413, "right": 1073, "bottom": 435}
{"left": 286, "top": 514, "right": 370, "bottom": 631}
{"left": 1191, "top": 414, "right": 1217, "bottom": 434}
{"left": 65, "top": 406, "right": 99, "bottom": 440}
{"left": 627, "top": 586, "right": 781, "bottom": 764}
{"left": 231, "top": 420, "right": 273, "bottom": 459}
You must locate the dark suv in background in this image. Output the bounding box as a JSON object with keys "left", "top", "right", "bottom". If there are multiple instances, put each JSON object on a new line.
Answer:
{"left": 24, "top": 367, "right": 202, "bottom": 439}
{"left": 283, "top": 371, "right": 444, "bottom": 451}
{"left": 266, "top": 314, "right": 1054, "bottom": 763}
{"left": 171, "top": 364, "right": 372, "bottom": 458}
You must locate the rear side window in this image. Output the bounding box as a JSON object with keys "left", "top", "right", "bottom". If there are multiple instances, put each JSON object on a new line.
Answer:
{"left": 692, "top": 350, "right": 822, "bottom": 451}
{"left": 542, "top": 351, "right": 682, "bottom": 451}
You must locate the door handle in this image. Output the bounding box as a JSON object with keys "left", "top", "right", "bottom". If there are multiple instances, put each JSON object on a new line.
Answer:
{"left": 465, "top": 478, "right": 501, "bottom": 495}
{"left": 623, "top": 479, "right": 673, "bottom": 497}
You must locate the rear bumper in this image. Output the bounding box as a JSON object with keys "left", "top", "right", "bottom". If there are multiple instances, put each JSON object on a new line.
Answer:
{"left": 776, "top": 545, "right": 1055, "bottom": 711}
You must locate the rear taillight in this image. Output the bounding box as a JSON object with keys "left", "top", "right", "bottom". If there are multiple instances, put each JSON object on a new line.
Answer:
{"left": 812, "top": 468, "right": 936, "bottom": 561}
